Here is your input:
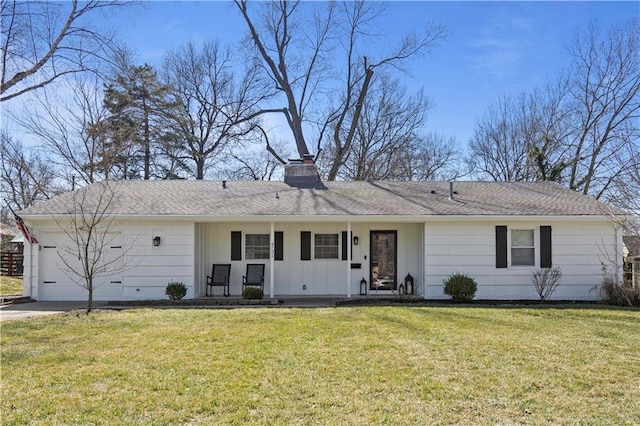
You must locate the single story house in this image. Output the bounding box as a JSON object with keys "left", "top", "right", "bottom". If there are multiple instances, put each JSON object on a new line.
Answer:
{"left": 18, "top": 162, "right": 627, "bottom": 301}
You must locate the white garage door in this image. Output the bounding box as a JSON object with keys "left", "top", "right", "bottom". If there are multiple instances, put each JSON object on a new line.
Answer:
{"left": 39, "top": 232, "right": 123, "bottom": 301}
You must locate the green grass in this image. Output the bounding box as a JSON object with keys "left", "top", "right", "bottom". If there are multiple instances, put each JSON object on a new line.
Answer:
{"left": 0, "top": 276, "right": 22, "bottom": 295}
{"left": 2, "top": 306, "right": 639, "bottom": 424}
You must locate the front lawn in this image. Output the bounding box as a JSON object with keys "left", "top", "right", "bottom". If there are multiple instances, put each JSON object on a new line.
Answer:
{"left": 0, "top": 276, "right": 22, "bottom": 296}
{"left": 1, "top": 306, "right": 639, "bottom": 424}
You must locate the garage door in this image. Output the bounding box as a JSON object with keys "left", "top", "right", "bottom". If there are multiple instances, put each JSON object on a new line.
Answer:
{"left": 39, "top": 232, "right": 123, "bottom": 301}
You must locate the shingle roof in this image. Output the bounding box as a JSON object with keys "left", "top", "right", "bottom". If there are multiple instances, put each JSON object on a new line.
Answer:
{"left": 19, "top": 180, "right": 624, "bottom": 218}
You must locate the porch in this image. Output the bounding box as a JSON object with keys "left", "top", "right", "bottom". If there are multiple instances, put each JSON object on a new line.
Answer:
{"left": 193, "top": 221, "right": 426, "bottom": 299}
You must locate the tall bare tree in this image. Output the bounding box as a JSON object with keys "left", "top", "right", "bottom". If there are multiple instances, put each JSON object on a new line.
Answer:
{"left": 234, "top": 0, "right": 446, "bottom": 180}
{"left": 319, "top": 74, "right": 460, "bottom": 181}
{"left": 0, "top": 0, "right": 126, "bottom": 102}
{"left": 564, "top": 19, "right": 640, "bottom": 199}
{"left": 469, "top": 19, "right": 639, "bottom": 205}
{"left": 469, "top": 87, "right": 568, "bottom": 182}
{"left": 161, "top": 41, "right": 268, "bottom": 179}
{"left": 14, "top": 76, "right": 118, "bottom": 186}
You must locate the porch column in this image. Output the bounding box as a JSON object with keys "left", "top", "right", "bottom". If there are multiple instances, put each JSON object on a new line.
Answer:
{"left": 347, "top": 222, "right": 352, "bottom": 298}
{"left": 270, "top": 222, "right": 275, "bottom": 299}
{"left": 423, "top": 222, "right": 428, "bottom": 297}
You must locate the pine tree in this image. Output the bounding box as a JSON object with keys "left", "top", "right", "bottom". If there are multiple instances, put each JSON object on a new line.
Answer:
{"left": 103, "top": 65, "right": 176, "bottom": 180}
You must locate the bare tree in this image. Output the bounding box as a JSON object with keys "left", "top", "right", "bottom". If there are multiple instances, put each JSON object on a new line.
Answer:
{"left": 161, "top": 41, "right": 268, "bottom": 179}
{"left": 469, "top": 87, "right": 568, "bottom": 182}
{"left": 224, "top": 138, "right": 289, "bottom": 181}
{"left": 471, "top": 19, "right": 639, "bottom": 206}
{"left": 402, "top": 133, "right": 463, "bottom": 181}
{"left": 0, "top": 131, "right": 56, "bottom": 211}
{"left": 54, "top": 181, "right": 134, "bottom": 312}
{"left": 564, "top": 19, "right": 640, "bottom": 199}
{"left": 234, "top": 0, "right": 446, "bottom": 180}
{"left": 14, "top": 76, "right": 118, "bottom": 186}
{"left": 0, "top": 0, "right": 127, "bottom": 102}
{"left": 318, "top": 74, "right": 460, "bottom": 181}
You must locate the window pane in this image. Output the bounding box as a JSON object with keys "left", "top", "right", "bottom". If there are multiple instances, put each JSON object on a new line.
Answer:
{"left": 512, "top": 230, "right": 534, "bottom": 247}
{"left": 314, "top": 233, "right": 338, "bottom": 259}
{"left": 512, "top": 248, "right": 535, "bottom": 266}
{"left": 246, "top": 234, "right": 270, "bottom": 259}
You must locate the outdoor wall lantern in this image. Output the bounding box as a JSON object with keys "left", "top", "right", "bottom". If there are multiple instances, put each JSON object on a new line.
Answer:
{"left": 404, "top": 273, "right": 414, "bottom": 295}
{"left": 153, "top": 236, "right": 161, "bottom": 247}
{"left": 353, "top": 236, "right": 359, "bottom": 245}
{"left": 360, "top": 277, "right": 367, "bottom": 296}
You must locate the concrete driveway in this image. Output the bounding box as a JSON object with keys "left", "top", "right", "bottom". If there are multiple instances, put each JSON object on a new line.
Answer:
{"left": 0, "top": 301, "right": 102, "bottom": 321}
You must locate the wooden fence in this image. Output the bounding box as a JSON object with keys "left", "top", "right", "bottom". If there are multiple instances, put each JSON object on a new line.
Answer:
{"left": 1, "top": 252, "right": 23, "bottom": 276}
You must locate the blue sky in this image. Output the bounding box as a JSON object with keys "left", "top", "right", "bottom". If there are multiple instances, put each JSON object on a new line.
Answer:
{"left": 96, "top": 1, "right": 640, "bottom": 147}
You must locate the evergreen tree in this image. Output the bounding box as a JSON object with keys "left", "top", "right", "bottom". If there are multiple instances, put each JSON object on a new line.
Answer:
{"left": 103, "top": 64, "right": 176, "bottom": 179}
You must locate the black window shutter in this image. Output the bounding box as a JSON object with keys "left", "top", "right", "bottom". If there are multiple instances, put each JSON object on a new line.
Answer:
{"left": 341, "top": 231, "right": 353, "bottom": 261}
{"left": 231, "top": 231, "right": 242, "bottom": 261}
{"left": 540, "top": 226, "right": 552, "bottom": 268}
{"left": 275, "top": 231, "right": 284, "bottom": 261}
{"left": 341, "top": 231, "right": 348, "bottom": 260}
{"left": 301, "top": 231, "right": 311, "bottom": 261}
{"left": 496, "top": 226, "right": 507, "bottom": 268}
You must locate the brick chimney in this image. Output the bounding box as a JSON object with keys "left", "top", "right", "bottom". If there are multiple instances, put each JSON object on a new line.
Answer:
{"left": 284, "top": 155, "right": 322, "bottom": 188}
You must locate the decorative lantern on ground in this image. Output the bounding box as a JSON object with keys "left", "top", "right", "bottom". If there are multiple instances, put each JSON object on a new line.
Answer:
{"left": 360, "top": 277, "right": 367, "bottom": 295}
{"left": 405, "top": 273, "right": 414, "bottom": 295}
{"left": 398, "top": 282, "right": 405, "bottom": 295}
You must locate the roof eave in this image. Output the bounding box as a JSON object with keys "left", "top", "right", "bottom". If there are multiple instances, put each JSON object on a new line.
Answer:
{"left": 20, "top": 213, "right": 623, "bottom": 223}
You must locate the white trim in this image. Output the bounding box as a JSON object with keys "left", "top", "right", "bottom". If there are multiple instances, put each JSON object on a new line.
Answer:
{"left": 270, "top": 222, "right": 275, "bottom": 299}
{"left": 509, "top": 227, "right": 538, "bottom": 267}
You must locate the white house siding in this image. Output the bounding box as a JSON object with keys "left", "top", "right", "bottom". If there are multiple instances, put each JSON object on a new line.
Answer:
{"left": 423, "top": 220, "right": 618, "bottom": 300}
{"left": 197, "top": 222, "right": 424, "bottom": 297}
{"left": 120, "top": 221, "right": 195, "bottom": 300}
{"left": 26, "top": 220, "right": 195, "bottom": 301}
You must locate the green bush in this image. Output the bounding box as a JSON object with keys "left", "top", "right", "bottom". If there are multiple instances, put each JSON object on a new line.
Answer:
{"left": 165, "top": 282, "right": 187, "bottom": 300}
{"left": 443, "top": 273, "right": 477, "bottom": 302}
{"left": 242, "top": 287, "right": 264, "bottom": 300}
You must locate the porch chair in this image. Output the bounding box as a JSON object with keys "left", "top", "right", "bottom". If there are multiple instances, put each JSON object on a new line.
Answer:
{"left": 242, "top": 263, "right": 265, "bottom": 293}
{"left": 206, "top": 264, "right": 231, "bottom": 297}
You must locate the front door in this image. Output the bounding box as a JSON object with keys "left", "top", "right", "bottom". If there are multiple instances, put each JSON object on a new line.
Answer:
{"left": 370, "top": 231, "right": 397, "bottom": 291}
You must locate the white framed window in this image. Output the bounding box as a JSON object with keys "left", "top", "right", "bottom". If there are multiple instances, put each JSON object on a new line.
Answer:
{"left": 314, "top": 233, "right": 339, "bottom": 259}
{"left": 511, "top": 229, "right": 535, "bottom": 266}
{"left": 245, "top": 234, "right": 270, "bottom": 259}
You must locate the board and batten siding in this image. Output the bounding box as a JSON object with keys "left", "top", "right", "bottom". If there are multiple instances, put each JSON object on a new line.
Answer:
{"left": 197, "top": 222, "right": 424, "bottom": 297}
{"left": 120, "top": 221, "right": 195, "bottom": 300}
{"left": 423, "top": 220, "right": 618, "bottom": 300}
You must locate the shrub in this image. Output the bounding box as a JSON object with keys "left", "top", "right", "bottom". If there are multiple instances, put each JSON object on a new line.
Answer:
{"left": 532, "top": 267, "right": 563, "bottom": 301}
{"left": 443, "top": 273, "right": 477, "bottom": 302}
{"left": 596, "top": 274, "right": 640, "bottom": 307}
{"left": 165, "top": 282, "right": 187, "bottom": 300}
{"left": 242, "top": 287, "right": 264, "bottom": 300}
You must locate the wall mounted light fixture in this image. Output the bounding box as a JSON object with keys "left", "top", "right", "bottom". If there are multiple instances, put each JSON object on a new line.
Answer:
{"left": 353, "top": 236, "right": 359, "bottom": 245}
{"left": 153, "top": 236, "right": 161, "bottom": 247}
